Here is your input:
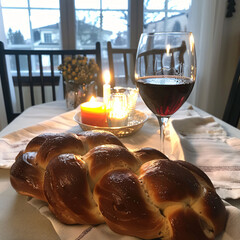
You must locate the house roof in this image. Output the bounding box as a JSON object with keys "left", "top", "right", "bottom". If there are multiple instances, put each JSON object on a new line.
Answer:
{"left": 34, "top": 23, "right": 59, "bottom": 31}
{"left": 33, "top": 20, "right": 112, "bottom": 35}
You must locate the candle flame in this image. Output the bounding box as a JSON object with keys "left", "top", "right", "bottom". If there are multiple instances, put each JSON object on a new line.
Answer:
{"left": 109, "top": 94, "right": 128, "bottom": 119}
{"left": 189, "top": 33, "right": 195, "bottom": 52}
{"left": 166, "top": 44, "right": 170, "bottom": 56}
{"left": 135, "top": 73, "right": 139, "bottom": 80}
{"left": 103, "top": 70, "right": 111, "bottom": 84}
{"left": 89, "top": 96, "right": 96, "bottom": 102}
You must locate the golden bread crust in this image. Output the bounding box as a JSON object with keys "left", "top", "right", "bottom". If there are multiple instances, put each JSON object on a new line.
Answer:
{"left": 10, "top": 130, "right": 227, "bottom": 239}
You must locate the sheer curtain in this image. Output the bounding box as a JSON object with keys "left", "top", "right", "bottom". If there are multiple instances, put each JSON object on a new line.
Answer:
{"left": 0, "top": 6, "right": 8, "bottom": 129}
{"left": 188, "top": 0, "right": 227, "bottom": 118}
{"left": 0, "top": 5, "right": 17, "bottom": 129}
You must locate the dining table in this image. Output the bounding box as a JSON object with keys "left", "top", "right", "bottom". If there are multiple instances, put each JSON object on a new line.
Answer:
{"left": 0, "top": 98, "right": 240, "bottom": 240}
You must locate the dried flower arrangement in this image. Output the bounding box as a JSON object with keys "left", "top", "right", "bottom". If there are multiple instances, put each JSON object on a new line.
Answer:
{"left": 58, "top": 55, "right": 99, "bottom": 84}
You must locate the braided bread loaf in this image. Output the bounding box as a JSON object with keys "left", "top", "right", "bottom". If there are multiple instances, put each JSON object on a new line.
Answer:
{"left": 10, "top": 130, "right": 227, "bottom": 240}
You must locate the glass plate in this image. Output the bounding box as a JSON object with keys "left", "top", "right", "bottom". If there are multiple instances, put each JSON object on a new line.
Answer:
{"left": 73, "top": 110, "right": 148, "bottom": 137}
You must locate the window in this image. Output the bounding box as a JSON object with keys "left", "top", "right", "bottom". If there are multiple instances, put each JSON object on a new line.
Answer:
{"left": 1, "top": 0, "right": 192, "bottom": 49}
{"left": 44, "top": 33, "right": 52, "bottom": 43}
{"left": 74, "top": 0, "right": 128, "bottom": 49}
{"left": 0, "top": 0, "right": 192, "bottom": 75}
{"left": 1, "top": 0, "right": 60, "bottom": 49}
{"left": 74, "top": 0, "right": 129, "bottom": 71}
{"left": 143, "top": 0, "right": 191, "bottom": 33}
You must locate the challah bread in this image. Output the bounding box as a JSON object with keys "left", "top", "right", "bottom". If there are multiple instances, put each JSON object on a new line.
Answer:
{"left": 10, "top": 130, "right": 227, "bottom": 240}
{"left": 10, "top": 131, "right": 125, "bottom": 201}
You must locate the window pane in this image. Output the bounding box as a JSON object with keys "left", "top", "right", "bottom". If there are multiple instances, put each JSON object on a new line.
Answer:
{"left": 102, "top": 0, "right": 128, "bottom": 10}
{"left": 144, "top": 0, "right": 191, "bottom": 32}
{"left": 31, "top": 9, "right": 60, "bottom": 48}
{"left": 102, "top": 11, "right": 128, "bottom": 44}
{"left": 75, "top": 1, "right": 130, "bottom": 72}
{"left": 29, "top": 0, "right": 59, "bottom": 8}
{"left": 76, "top": 9, "right": 128, "bottom": 48}
{"left": 1, "top": 0, "right": 28, "bottom": 7}
{"left": 168, "top": 0, "right": 191, "bottom": 10}
{"left": 167, "top": 12, "right": 188, "bottom": 32}
{"left": 75, "top": 0, "right": 100, "bottom": 9}
{"left": 3, "top": 9, "right": 31, "bottom": 45}
{"left": 31, "top": 10, "right": 60, "bottom": 29}
{"left": 144, "top": 0, "right": 165, "bottom": 10}
{"left": 76, "top": 10, "right": 100, "bottom": 28}
{"left": 76, "top": 10, "right": 101, "bottom": 48}
{"left": 144, "top": 11, "right": 165, "bottom": 25}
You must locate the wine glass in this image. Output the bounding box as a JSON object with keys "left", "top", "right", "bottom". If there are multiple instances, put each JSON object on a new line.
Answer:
{"left": 135, "top": 32, "right": 196, "bottom": 153}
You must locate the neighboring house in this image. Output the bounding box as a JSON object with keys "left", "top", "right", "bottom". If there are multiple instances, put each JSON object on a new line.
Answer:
{"left": 33, "top": 23, "right": 60, "bottom": 47}
{"left": 32, "top": 20, "right": 112, "bottom": 49}
{"left": 76, "top": 20, "right": 112, "bottom": 49}
{"left": 32, "top": 20, "right": 112, "bottom": 69}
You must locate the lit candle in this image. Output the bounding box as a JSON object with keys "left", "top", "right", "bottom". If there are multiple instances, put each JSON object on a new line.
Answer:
{"left": 103, "top": 70, "right": 111, "bottom": 108}
{"left": 166, "top": 44, "right": 171, "bottom": 56}
{"left": 107, "top": 93, "right": 128, "bottom": 127}
{"left": 108, "top": 111, "right": 128, "bottom": 127}
{"left": 189, "top": 33, "right": 195, "bottom": 52}
{"left": 80, "top": 97, "right": 107, "bottom": 127}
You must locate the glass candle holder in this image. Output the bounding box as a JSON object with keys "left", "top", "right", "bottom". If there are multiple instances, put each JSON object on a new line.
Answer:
{"left": 112, "top": 87, "right": 139, "bottom": 119}
{"left": 126, "top": 87, "right": 139, "bottom": 118}
{"left": 107, "top": 92, "right": 128, "bottom": 127}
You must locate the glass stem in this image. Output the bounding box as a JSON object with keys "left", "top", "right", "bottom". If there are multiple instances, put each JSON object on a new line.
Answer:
{"left": 156, "top": 116, "right": 169, "bottom": 153}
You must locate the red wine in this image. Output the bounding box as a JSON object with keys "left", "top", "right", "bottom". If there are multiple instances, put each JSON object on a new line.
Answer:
{"left": 136, "top": 76, "right": 194, "bottom": 117}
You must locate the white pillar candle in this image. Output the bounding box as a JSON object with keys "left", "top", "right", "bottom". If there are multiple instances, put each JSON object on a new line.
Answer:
{"left": 103, "top": 70, "right": 111, "bottom": 108}
{"left": 166, "top": 44, "right": 171, "bottom": 56}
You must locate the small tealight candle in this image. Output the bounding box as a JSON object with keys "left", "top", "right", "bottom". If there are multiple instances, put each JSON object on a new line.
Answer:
{"left": 80, "top": 97, "right": 107, "bottom": 127}
{"left": 112, "top": 87, "right": 139, "bottom": 119}
{"left": 103, "top": 70, "right": 111, "bottom": 108}
{"left": 107, "top": 93, "right": 128, "bottom": 127}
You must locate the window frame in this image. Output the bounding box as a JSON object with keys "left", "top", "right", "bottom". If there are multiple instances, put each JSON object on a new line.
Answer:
{"left": 1, "top": 0, "right": 61, "bottom": 49}
{"left": 0, "top": 0, "right": 191, "bottom": 50}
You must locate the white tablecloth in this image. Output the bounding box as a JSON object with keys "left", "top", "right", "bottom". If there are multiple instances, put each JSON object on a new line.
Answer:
{"left": 1, "top": 100, "right": 240, "bottom": 240}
